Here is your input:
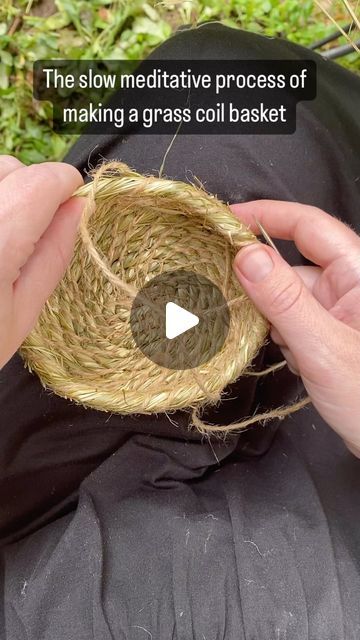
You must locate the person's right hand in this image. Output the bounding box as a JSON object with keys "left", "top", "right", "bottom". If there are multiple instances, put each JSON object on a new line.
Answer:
{"left": 0, "top": 156, "right": 84, "bottom": 370}
{"left": 230, "top": 201, "right": 360, "bottom": 458}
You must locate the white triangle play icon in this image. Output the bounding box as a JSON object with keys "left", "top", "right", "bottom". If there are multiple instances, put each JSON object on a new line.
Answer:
{"left": 165, "top": 302, "right": 199, "bottom": 340}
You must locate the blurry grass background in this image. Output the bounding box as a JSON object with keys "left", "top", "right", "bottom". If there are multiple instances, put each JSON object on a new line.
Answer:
{"left": 0, "top": 0, "right": 359, "bottom": 163}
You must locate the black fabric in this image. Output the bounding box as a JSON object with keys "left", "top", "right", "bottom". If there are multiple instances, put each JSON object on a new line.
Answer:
{"left": 1, "top": 24, "right": 360, "bottom": 639}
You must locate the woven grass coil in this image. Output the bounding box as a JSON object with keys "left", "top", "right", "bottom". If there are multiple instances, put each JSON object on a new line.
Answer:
{"left": 20, "top": 161, "right": 272, "bottom": 418}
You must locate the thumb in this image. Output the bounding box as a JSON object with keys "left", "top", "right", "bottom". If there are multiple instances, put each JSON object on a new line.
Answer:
{"left": 233, "top": 243, "right": 337, "bottom": 373}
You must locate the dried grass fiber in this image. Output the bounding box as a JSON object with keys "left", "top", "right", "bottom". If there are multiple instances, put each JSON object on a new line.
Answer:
{"left": 20, "top": 162, "right": 310, "bottom": 432}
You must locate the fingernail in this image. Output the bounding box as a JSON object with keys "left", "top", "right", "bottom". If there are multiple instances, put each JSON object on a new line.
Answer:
{"left": 234, "top": 245, "right": 274, "bottom": 283}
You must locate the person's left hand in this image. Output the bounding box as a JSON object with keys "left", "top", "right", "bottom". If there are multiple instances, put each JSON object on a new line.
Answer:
{"left": 0, "top": 156, "right": 84, "bottom": 369}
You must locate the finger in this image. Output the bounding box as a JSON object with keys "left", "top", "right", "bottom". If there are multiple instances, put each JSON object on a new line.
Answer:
{"left": 330, "top": 287, "right": 360, "bottom": 332}
{"left": 233, "top": 243, "right": 344, "bottom": 379}
{"left": 230, "top": 200, "right": 360, "bottom": 268}
{"left": 270, "top": 326, "right": 286, "bottom": 347}
{"left": 13, "top": 196, "right": 85, "bottom": 340}
{"left": 293, "top": 265, "right": 322, "bottom": 293}
{"left": 0, "top": 155, "right": 23, "bottom": 181}
{"left": 278, "top": 345, "right": 300, "bottom": 376}
{"left": 0, "top": 162, "right": 83, "bottom": 284}
{"left": 282, "top": 266, "right": 360, "bottom": 331}
{"left": 270, "top": 327, "right": 300, "bottom": 375}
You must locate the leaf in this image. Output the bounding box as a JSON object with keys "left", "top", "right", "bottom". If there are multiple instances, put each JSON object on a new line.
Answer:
{"left": 0, "top": 87, "right": 15, "bottom": 97}
{"left": 0, "top": 50, "right": 13, "bottom": 67}
{"left": 55, "top": 0, "right": 79, "bottom": 18}
{"left": 222, "top": 17, "right": 242, "bottom": 29}
{"left": 142, "top": 2, "right": 160, "bottom": 22}
{"left": 44, "top": 12, "right": 72, "bottom": 30}
{"left": 2, "top": 132, "right": 15, "bottom": 154}
{"left": 132, "top": 16, "right": 171, "bottom": 40}
{"left": 51, "top": 134, "right": 68, "bottom": 159}
{"left": 0, "top": 63, "right": 9, "bottom": 90}
{"left": 107, "top": 46, "right": 129, "bottom": 60}
{"left": 19, "top": 147, "right": 48, "bottom": 163}
{"left": 261, "top": 1, "right": 272, "bottom": 12}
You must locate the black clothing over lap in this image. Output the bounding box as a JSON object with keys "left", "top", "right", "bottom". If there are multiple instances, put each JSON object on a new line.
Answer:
{"left": 1, "top": 25, "right": 360, "bottom": 640}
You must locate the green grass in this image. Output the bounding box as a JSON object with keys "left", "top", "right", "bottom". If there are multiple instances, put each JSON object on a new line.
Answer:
{"left": 0, "top": 0, "right": 359, "bottom": 163}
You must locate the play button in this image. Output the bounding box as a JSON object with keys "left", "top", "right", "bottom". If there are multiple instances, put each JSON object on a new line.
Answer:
{"left": 130, "top": 269, "right": 230, "bottom": 370}
{"left": 165, "top": 302, "right": 199, "bottom": 340}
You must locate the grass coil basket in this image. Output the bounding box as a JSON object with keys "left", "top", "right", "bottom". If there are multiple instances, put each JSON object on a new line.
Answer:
{"left": 20, "top": 162, "right": 310, "bottom": 431}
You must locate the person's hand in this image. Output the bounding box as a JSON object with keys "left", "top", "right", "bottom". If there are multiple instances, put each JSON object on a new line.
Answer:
{"left": 231, "top": 200, "right": 360, "bottom": 458}
{"left": 0, "top": 156, "right": 84, "bottom": 369}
